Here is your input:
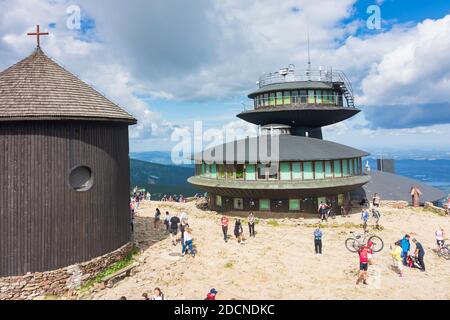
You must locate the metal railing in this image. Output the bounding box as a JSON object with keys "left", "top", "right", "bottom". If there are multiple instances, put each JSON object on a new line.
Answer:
{"left": 257, "top": 67, "right": 355, "bottom": 108}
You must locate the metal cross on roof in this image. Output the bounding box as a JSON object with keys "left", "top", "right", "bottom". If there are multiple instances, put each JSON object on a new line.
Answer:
{"left": 27, "top": 25, "right": 49, "bottom": 48}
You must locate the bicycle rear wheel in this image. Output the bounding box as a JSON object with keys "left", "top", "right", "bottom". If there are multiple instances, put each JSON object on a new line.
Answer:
{"left": 345, "top": 238, "right": 359, "bottom": 252}
{"left": 441, "top": 245, "right": 450, "bottom": 260}
{"left": 368, "top": 235, "right": 384, "bottom": 252}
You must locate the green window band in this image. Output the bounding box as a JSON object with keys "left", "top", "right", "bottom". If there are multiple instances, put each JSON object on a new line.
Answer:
{"left": 325, "top": 161, "right": 333, "bottom": 178}
{"left": 292, "top": 162, "right": 302, "bottom": 180}
{"left": 289, "top": 199, "right": 300, "bottom": 211}
{"left": 315, "top": 161, "right": 324, "bottom": 179}
{"left": 303, "top": 162, "right": 313, "bottom": 180}
{"left": 245, "top": 164, "right": 256, "bottom": 181}
{"left": 260, "top": 199, "right": 270, "bottom": 211}
{"left": 280, "top": 162, "right": 291, "bottom": 181}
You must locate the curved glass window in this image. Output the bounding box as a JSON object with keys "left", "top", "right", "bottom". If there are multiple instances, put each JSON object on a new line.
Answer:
{"left": 264, "top": 94, "right": 269, "bottom": 107}
{"left": 308, "top": 90, "right": 315, "bottom": 104}
{"left": 276, "top": 92, "right": 283, "bottom": 105}
{"left": 245, "top": 164, "right": 256, "bottom": 181}
{"left": 280, "top": 162, "right": 291, "bottom": 181}
{"left": 303, "top": 162, "right": 314, "bottom": 180}
{"left": 260, "top": 199, "right": 270, "bottom": 211}
{"left": 226, "top": 164, "right": 234, "bottom": 179}
{"left": 292, "top": 162, "right": 302, "bottom": 180}
{"left": 315, "top": 161, "right": 324, "bottom": 180}
{"left": 300, "top": 90, "right": 307, "bottom": 104}
{"left": 289, "top": 199, "right": 300, "bottom": 211}
{"left": 218, "top": 164, "right": 225, "bottom": 179}
{"left": 211, "top": 164, "right": 217, "bottom": 179}
{"left": 283, "top": 91, "right": 291, "bottom": 105}
{"left": 316, "top": 90, "right": 323, "bottom": 104}
{"left": 325, "top": 161, "right": 333, "bottom": 178}
{"left": 292, "top": 90, "right": 299, "bottom": 104}
{"left": 253, "top": 89, "right": 345, "bottom": 109}
{"left": 269, "top": 93, "right": 276, "bottom": 106}
{"left": 197, "top": 158, "right": 362, "bottom": 181}
{"left": 342, "top": 160, "right": 349, "bottom": 177}
{"left": 236, "top": 164, "right": 244, "bottom": 180}
{"left": 333, "top": 160, "right": 342, "bottom": 177}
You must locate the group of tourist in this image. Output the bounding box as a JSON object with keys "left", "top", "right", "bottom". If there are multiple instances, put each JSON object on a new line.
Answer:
{"left": 158, "top": 209, "right": 195, "bottom": 257}
{"left": 161, "top": 194, "right": 187, "bottom": 203}
{"left": 129, "top": 189, "right": 152, "bottom": 232}
{"left": 360, "top": 193, "right": 382, "bottom": 230}
{"left": 129, "top": 190, "right": 446, "bottom": 297}
{"left": 220, "top": 213, "right": 257, "bottom": 244}
{"left": 390, "top": 234, "right": 426, "bottom": 277}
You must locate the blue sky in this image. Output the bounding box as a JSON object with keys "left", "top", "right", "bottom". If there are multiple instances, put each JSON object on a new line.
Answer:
{"left": 0, "top": 0, "right": 449, "bottom": 154}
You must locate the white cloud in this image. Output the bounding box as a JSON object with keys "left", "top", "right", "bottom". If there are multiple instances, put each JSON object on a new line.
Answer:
{"left": 1, "top": 0, "right": 450, "bottom": 151}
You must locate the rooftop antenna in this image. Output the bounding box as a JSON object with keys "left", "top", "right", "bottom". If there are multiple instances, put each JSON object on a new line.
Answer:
{"left": 307, "top": 23, "right": 312, "bottom": 80}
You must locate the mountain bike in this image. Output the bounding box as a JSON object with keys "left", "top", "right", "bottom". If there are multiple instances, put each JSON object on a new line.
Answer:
{"left": 345, "top": 231, "right": 384, "bottom": 253}
{"left": 437, "top": 240, "right": 450, "bottom": 260}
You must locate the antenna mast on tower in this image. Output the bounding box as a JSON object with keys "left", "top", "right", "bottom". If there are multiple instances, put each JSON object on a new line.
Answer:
{"left": 307, "top": 23, "right": 312, "bottom": 80}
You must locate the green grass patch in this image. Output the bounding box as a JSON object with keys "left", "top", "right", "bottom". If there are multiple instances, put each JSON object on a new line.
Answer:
{"left": 79, "top": 245, "right": 140, "bottom": 292}
{"left": 267, "top": 220, "right": 280, "bottom": 227}
{"left": 224, "top": 261, "right": 234, "bottom": 269}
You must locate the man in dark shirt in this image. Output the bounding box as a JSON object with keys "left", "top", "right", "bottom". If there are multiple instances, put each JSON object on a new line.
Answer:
{"left": 170, "top": 214, "right": 181, "bottom": 246}
{"left": 413, "top": 238, "right": 425, "bottom": 272}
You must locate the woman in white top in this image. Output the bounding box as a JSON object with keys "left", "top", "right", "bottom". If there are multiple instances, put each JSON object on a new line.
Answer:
{"left": 182, "top": 227, "right": 195, "bottom": 257}
{"left": 152, "top": 287, "right": 165, "bottom": 300}
{"left": 436, "top": 227, "right": 445, "bottom": 251}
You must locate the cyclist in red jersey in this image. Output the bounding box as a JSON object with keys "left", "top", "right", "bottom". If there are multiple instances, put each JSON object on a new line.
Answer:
{"left": 356, "top": 245, "right": 369, "bottom": 285}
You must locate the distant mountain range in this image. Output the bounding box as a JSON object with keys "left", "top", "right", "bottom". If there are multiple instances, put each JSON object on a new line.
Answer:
{"left": 130, "top": 159, "right": 199, "bottom": 199}
{"left": 131, "top": 149, "right": 450, "bottom": 164}
{"left": 130, "top": 151, "right": 193, "bottom": 167}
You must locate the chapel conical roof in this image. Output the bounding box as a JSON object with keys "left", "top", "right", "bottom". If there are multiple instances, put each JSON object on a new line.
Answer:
{"left": 0, "top": 47, "right": 137, "bottom": 124}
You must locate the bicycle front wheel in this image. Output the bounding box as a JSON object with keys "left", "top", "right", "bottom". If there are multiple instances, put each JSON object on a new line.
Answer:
{"left": 345, "top": 238, "right": 359, "bottom": 252}
{"left": 369, "top": 235, "right": 384, "bottom": 252}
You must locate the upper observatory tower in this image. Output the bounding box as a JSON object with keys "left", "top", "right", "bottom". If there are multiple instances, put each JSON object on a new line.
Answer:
{"left": 237, "top": 64, "right": 359, "bottom": 139}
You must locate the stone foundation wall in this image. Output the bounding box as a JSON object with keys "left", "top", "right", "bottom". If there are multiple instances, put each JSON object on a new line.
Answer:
{"left": 0, "top": 243, "right": 133, "bottom": 300}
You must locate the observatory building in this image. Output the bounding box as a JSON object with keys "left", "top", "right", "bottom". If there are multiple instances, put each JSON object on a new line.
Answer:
{"left": 0, "top": 36, "right": 136, "bottom": 278}
{"left": 189, "top": 66, "right": 371, "bottom": 214}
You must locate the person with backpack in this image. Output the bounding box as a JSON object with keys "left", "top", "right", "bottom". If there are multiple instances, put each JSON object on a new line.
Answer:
{"left": 164, "top": 211, "right": 172, "bottom": 233}
{"left": 400, "top": 234, "right": 411, "bottom": 266}
{"left": 234, "top": 219, "right": 245, "bottom": 244}
{"left": 372, "top": 208, "right": 381, "bottom": 230}
{"left": 154, "top": 208, "right": 162, "bottom": 229}
{"left": 314, "top": 224, "right": 323, "bottom": 255}
{"left": 170, "top": 213, "right": 181, "bottom": 246}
